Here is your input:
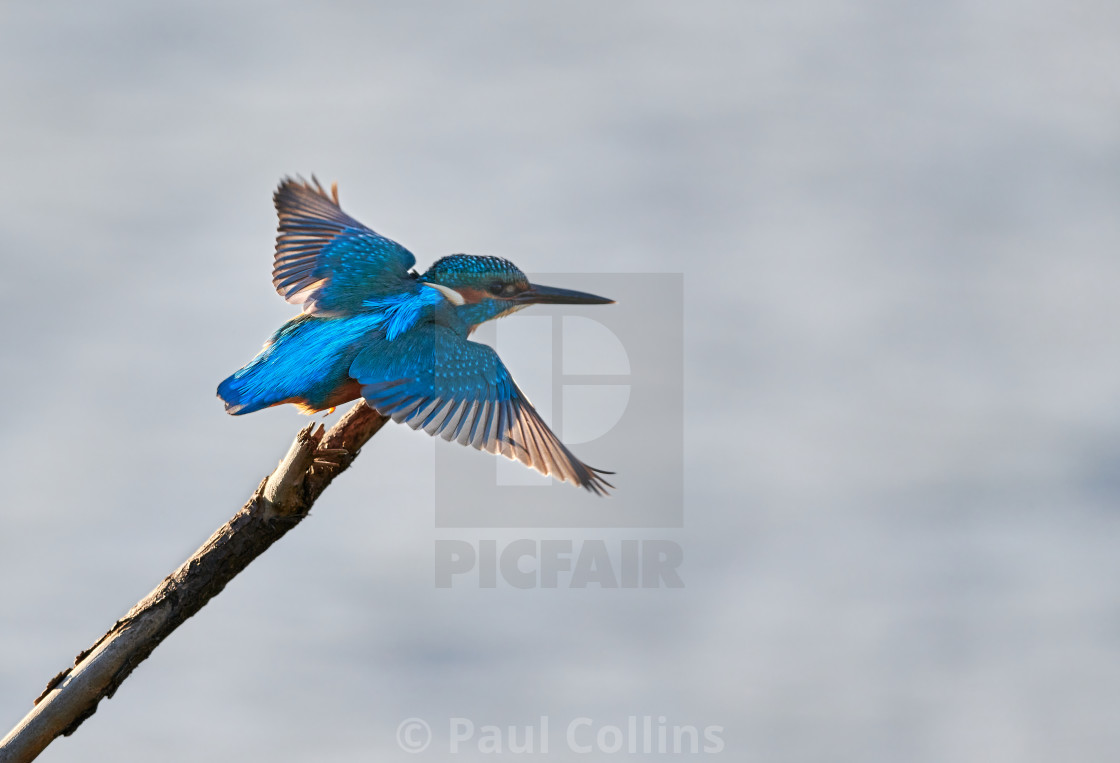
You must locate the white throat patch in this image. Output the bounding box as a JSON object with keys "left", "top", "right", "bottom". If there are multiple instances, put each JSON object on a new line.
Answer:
{"left": 424, "top": 282, "right": 466, "bottom": 306}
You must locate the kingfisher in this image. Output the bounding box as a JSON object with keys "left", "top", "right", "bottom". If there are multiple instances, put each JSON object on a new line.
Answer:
{"left": 217, "top": 177, "right": 614, "bottom": 494}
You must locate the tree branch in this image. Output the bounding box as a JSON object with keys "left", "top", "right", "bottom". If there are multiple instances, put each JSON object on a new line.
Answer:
{"left": 0, "top": 402, "right": 389, "bottom": 763}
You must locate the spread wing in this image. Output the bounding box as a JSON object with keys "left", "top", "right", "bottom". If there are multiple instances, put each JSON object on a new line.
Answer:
{"left": 350, "top": 325, "right": 613, "bottom": 495}
{"left": 272, "top": 177, "right": 417, "bottom": 315}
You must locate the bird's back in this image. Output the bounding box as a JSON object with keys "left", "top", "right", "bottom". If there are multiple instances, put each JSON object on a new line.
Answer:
{"left": 218, "top": 312, "right": 385, "bottom": 414}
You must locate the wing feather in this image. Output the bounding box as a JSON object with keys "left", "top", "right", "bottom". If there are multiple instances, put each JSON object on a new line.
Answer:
{"left": 272, "top": 177, "right": 416, "bottom": 314}
{"left": 351, "top": 326, "right": 612, "bottom": 494}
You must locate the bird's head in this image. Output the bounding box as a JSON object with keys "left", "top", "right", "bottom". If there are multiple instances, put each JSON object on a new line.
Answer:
{"left": 420, "top": 254, "right": 613, "bottom": 328}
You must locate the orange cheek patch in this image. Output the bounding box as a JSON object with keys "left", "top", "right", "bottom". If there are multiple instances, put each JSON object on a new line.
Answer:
{"left": 456, "top": 287, "right": 489, "bottom": 304}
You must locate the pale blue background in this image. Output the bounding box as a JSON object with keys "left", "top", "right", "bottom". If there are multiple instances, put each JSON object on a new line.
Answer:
{"left": 2, "top": 1, "right": 1119, "bottom": 761}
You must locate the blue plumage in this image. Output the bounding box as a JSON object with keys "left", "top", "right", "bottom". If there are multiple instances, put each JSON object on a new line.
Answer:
{"left": 218, "top": 177, "right": 615, "bottom": 493}
{"left": 362, "top": 288, "right": 445, "bottom": 340}
{"left": 218, "top": 312, "right": 384, "bottom": 414}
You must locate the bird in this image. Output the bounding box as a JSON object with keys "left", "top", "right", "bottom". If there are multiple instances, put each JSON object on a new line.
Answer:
{"left": 217, "top": 177, "right": 615, "bottom": 494}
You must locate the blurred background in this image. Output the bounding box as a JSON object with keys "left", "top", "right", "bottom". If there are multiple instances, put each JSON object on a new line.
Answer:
{"left": 2, "top": 1, "right": 1119, "bottom": 760}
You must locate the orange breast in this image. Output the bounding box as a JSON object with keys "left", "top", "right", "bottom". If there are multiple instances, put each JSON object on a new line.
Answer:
{"left": 284, "top": 379, "right": 365, "bottom": 415}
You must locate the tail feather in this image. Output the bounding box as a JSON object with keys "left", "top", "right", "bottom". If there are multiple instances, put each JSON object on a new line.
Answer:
{"left": 217, "top": 369, "right": 275, "bottom": 415}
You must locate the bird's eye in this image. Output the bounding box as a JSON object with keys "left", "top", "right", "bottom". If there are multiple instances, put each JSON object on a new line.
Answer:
{"left": 487, "top": 282, "right": 505, "bottom": 296}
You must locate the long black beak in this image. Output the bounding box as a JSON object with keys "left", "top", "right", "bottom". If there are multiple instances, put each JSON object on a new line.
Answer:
{"left": 517, "top": 283, "right": 615, "bottom": 305}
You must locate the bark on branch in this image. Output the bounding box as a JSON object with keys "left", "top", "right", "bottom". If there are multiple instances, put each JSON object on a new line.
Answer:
{"left": 0, "top": 402, "right": 389, "bottom": 763}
